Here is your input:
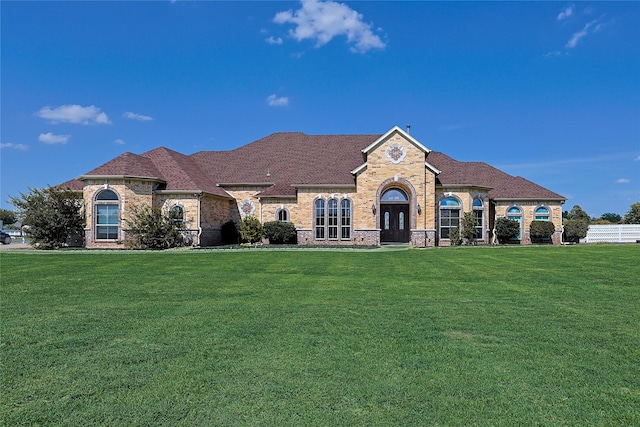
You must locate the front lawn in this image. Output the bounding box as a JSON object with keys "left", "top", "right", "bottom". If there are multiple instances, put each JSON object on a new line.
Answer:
{"left": 1, "top": 246, "right": 638, "bottom": 426}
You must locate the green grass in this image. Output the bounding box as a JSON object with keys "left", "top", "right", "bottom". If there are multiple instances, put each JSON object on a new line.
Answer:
{"left": 1, "top": 246, "right": 639, "bottom": 426}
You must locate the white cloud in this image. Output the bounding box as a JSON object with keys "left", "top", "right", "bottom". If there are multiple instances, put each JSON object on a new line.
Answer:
{"left": 39, "top": 132, "right": 70, "bottom": 144}
{"left": 123, "top": 111, "right": 153, "bottom": 121}
{"left": 1, "top": 142, "right": 29, "bottom": 151}
{"left": 565, "top": 19, "right": 601, "bottom": 49}
{"left": 615, "top": 178, "right": 631, "bottom": 184}
{"left": 274, "top": 0, "right": 386, "bottom": 53}
{"left": 114, "top": 139, "right": 126, "bottom": 145}
{"left": 36, "top": 104, "right": 111, "bottom": 125}
{"left": 267, "top": 94, "right": 289, "bottom": 107}
{"left": 635, "top": 155, "right": 640, "bottom": 161}
{"left": 557, "top": 5, "right": 574, "bottom": 21}
{"left": 266, "top": 36, "right": 283, "bottom": 45}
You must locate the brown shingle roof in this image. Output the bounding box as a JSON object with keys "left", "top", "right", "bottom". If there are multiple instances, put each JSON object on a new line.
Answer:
{"left": 191, "top": 132, "right": 379, "bottom": 196}
{"left": 56, "top": 179, "right": 84, "bottom": 191}
{"left": 82, "top": 152, "right": 164, "bottom": 180}
{"left": 427, "top": 152, "right": 565, "bottom": 200}
{"left": 140, "top": 147, "right": 230, "bottom": 198}
{"left": 77, "top": 130, "right": 564, "bottom": 201}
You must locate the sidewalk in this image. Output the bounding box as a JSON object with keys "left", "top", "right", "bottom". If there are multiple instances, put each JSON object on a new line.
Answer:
{"left": 0, "top": 241, "right": 32, "bottom": 250}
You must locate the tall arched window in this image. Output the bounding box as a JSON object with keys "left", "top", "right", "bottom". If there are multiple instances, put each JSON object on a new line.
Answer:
{"left": 314, "top": 198, "right": 352, "bottom": 241}
{"left": 473, "top": 198, "right": 484, "bottom": 239}
{"left": 440, "top": 196, "right": 461, "bottom": 239}
{"left": 535, "top": 206, "right": 550, "bottom": 221}
{"left": 507, "top": 206, "right": 523, "bottom": 240}
{"left": 170, "top": 205, "right": 184, "bottom": 227}
{"left": 95, "top": 189, "right": 119, "bottom": 240}
{"left": 314, "top": 199, "right": 325, "bottom": 239}
{"left": 341, "top": 199, "right": 351, "bottom": 239}
{"left": 328, "top": 199, "right": 339, "bottom": 239}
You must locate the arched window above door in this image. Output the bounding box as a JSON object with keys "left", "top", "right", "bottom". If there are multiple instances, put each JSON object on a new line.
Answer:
{"left": 381, "top": 188, "right": 408, "bottom": 202}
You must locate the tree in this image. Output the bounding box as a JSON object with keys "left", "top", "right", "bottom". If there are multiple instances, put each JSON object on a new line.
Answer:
{"left": 623, "top": 202, "right": 640, "bottom": 224}
{"left": 460, "top": 211, "right": 478, "bottom": 245}
{"left": 600, "top": 212, "right": 622, "bottom": 224}
{"left": 240, "top": 216, "right": 263, "bottom": 244}
{"left": 495, "top": 217, "right": 520, "bottom": 244}
{"left": 565, "top": 205, "right": 590, "bottom": 222}
{"left": 529, "top": 220, "right": 555, "bottom": 243}
{"left": 9, "top": 186, "right": 84, "bottom": 249}
{"left": 123, "top": 205, "right": 187, "bottom": 249}
{"left": 562, "top": 204, "right": 590, "bottom": 243}
{"left": 263, "top": 221, "right": 297, "bottom": 244}
{"left": 0, "top": 208, "right": 17, "bottom": 227}
{"left": 563, "top": 219, "right": 589, "bottom": 243}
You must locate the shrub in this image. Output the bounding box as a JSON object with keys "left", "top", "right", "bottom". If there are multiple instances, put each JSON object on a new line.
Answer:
{"left": 9, "top": 186, "right": 84, "bottom": 249}
{"left": 240, "top": 216, "right": 263, "bottom": 244}
{"left": 448, "top": 227, "right": 462, "bottom": 246}
{"left": 530, "top": 220, "right": 555, "bottom": 243}
{"left": 563, "top": 218, "right": 589, "bottom": 243}
{"left": 221, "top": 220, "right": 240, "bottom": 245}
{"left": 460, "top": 211, "right": 478, "bottom": 245}
{"left": 263, "top": 221, "right": 297, "bottom": 244}
{"left": 123, "top": 205, "right": 187, "bottom": 250}
{"left": 495, "top": 217, "right": 520, "bottom": 244}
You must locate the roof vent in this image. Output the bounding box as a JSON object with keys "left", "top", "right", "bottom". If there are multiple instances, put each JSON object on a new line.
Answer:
{"left": 406, "top": 124, "right": 411, "bottom": 134}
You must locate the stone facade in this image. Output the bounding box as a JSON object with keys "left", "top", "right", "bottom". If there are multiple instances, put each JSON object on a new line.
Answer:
{"left": 79, "top": 126, "right": 565, "bottom": 248}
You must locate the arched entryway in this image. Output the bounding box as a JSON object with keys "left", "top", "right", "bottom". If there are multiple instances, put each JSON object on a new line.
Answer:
{"left": 380, "top": 188, "right": 410, "bottom": 243}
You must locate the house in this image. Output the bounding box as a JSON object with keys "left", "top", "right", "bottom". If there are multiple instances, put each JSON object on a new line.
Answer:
{"left": 66, "top": 126, "right": 565, "bottom": 248}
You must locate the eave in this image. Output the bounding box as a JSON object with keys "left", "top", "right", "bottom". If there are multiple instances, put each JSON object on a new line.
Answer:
{"left": 78, "top": 175, "right": 165, "bottom": 183}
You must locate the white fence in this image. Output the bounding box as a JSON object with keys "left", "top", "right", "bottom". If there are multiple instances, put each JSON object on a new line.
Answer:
{"left": 582, "top": 224, "right": 640, "bottom": 243}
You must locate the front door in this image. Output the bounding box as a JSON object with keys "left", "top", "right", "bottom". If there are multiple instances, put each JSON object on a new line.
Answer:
{"left": 380, "top": 204, "right": 410, "bottom": 243}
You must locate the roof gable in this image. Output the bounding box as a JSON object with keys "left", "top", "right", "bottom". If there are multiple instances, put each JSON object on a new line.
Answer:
{"left": 141, "top": 147, "right": 230, "bottom": 198}
{"left": 362, "top": 125, "right": 431, "bottom": 155}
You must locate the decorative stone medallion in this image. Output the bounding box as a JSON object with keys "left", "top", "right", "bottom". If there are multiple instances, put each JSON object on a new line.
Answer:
{"left": 239, "top": 199, "right": 256, "bottom": 217}
{"left": 386, "top": 143, "right": 406, "bottom": 164}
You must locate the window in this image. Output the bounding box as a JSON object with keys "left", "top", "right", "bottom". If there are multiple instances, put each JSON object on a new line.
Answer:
{"left": 381, "top": 188, "right": 409, "bottom": 202}
{"left": 314, "top": 198, "right": 352, "bottom": 241}
{"left": 439, "top": 197, "right": 460, "bottom": 239}
{"left": 399, "top": 212, "right": 405, "bottom": 230}
{"left": 341, "top": 199, "right": 351, "bottom": 239}
{"left": 328, "top": 199, "right": 338, "bottom": 239}
{"left": 535, "top": 206, "right": 550, "bottom": 221}
{"left": 473, "top": 198, "right": 484, "bottom": 239}
{"left": 277, "top": 209, "right": 289, "bottom": 221}
{"left": 315, "top": 199, "right": 325, "bottom": 239}
{"left": 170, "top": 205, "right": 184, "bottom": 227}
{"left": 507, "top": 206, "right": 523, "bottom": 240}
{"left": 95, "top": 189, "right": 119, "bottom": 240}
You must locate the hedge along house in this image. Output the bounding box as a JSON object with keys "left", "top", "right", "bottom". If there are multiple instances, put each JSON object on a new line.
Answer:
{"left": 70, "top": 126, "right": 565, "bottom": 248}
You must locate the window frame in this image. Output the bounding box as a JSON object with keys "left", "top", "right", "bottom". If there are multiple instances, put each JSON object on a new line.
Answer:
{"left": 170, "top": 205, "right": 185, "bottom": 228}
{"left": 534, "top": 206, "right": 550, "bottom": 221}
{"left": 439, "top": 196, "right": 461, "bottom": 239}
{"left": 94, "top": 189, "right": 120, "bottom": 241}
{"left": 473, "top": 198, "right": 484, "bottom": 239}
{"left": 314, "top": 197, "right": 352, "bottom": 241}
{"left": 506, "top": 206, "right": 523, "bottom": 240}
{"left": 277, "top": 208, "right": 289, "bottom": 222}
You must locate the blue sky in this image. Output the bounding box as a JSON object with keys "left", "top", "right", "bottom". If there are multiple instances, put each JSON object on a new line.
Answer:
{"left": 1, "top": 1, "right": 639, "bottom": 218}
